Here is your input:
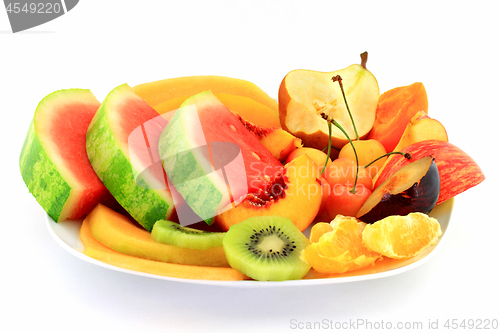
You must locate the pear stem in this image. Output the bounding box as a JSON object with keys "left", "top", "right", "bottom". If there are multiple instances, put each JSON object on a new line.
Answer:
{"left": 360, "top": 51, "right": 368, "bottom": 69}
{"left": 332, "top": 75, "right": 359, "bottom": 141}
{"left": 320, "top": 113, "right": 359, "bottom": 193}
{"left": 364, "top": 152, "right": 412, "bottom": 169}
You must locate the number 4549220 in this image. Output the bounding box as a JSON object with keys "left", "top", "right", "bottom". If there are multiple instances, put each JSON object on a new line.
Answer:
{"left": 5, "top": 2, "right": 62, "bottom": 14}
{"left": 444, "top": 319, "right": 498, "bottom": 330}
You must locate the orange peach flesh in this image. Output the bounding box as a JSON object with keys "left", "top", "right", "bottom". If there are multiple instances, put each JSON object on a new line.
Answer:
{"left": 214, "top": 155, "right": 323, "bottom": 232}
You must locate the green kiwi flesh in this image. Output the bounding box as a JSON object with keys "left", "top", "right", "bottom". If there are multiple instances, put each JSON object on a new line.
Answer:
{"left": 151, "top": 220, "right": 225, "bottom": 250}
{"left": 222, "top": 216, "right": 311, "bottom": 281}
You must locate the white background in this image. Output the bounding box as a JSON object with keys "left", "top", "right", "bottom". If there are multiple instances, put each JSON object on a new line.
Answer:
{"left": 1, "top": 1, "right": 498, "bottom": 332}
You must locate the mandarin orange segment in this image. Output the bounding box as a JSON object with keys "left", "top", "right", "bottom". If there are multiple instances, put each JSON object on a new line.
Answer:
{"left": 309, "top": 222, "right": 334, "bottom": 243}
{"left": 300, "top": 215, "right": 381, "bottom": 274}
{"left": 362, "top": 212, "right": 442, "bottom": 259}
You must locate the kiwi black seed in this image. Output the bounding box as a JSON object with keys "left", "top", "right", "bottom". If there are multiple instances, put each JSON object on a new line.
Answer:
{"left": 151, "top": 220, "right": 225, "bottom": 250}
{"left": 222, "top": 216, "right": 311, "bottom": 281}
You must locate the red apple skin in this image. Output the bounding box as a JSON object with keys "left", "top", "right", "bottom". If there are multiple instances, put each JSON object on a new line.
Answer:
{"left": 358, "top": 159, "right": 440, "bottom": 224}
{"left": 374, "top": 140, "right": 485, "bottom": 205}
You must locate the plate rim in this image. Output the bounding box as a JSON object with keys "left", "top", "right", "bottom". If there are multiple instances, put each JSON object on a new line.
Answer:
{"left": 45, "top": 198, "right": 454, "bottom": 287}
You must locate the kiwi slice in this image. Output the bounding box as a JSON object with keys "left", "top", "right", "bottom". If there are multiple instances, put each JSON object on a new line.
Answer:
{"left": 151, "top": 220, "right": 225, "bottom": 250}
{"left": 222, "top": 216, "right": 311, "bottom": 281}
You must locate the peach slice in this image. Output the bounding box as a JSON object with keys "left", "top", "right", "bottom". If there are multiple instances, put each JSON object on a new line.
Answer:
{"left": 278, "top": 53, "right": 379, "bottom": 152}
{"left": 285, "top": 147, "right": 332, "bottom": 170}
{"left": 154, "top": 93, "right": 281, "bottom": 129}
{"left": 214, "top": 155, "right": 323, "bottom": 232}
{"left": 284, "top": 147, "right": 333, "bottom": 219}
{"left": 238, "top": 116, "right": 302, "bottom": 162}
{"left": 133, "top": 75, "right": 278, "bottom": 111}
{"left": 258, "top": 127, "right": 302, "bottom": 162}
{"left": 80, "top": 216, "right": 248, "bottom": 281}
{"left": 86, "top": 204, "right": 230, "bottom": 267}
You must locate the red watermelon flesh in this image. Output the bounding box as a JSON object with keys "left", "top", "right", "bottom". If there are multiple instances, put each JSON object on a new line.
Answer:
{"left": 194, "top": 94, "right": 283, "bottom": 195}
{"left": 50, "top": 102, "right": 109, "bottom": 217}
{"left": 86, "top": 84, "right": 175, "bottom": 231}
{"left": 20, "top": 89, "right": 108, "bottom": 221}
{"left": 158, "top": 91, "right": 284, "bottom": 225}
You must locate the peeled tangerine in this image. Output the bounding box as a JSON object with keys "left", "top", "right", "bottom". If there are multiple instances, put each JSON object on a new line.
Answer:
{"left": 362, "top": 212, "right": 442, "bottom": 259}
{"left": 279, "top": 52, "right": 379, "bottom": 152}
{"left": 300, "top": 216, "right": 381, "bottom": 274}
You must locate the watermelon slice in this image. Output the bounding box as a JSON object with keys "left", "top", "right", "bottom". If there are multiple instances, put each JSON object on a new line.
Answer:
{"left": 86, "top": 84, "right": 175, "bottom": 231}
{"left": 19, "top": 89, "right": 107, "bottom": 222}
{"left": 158, "top": 91, "right": 283, "bottom": 225}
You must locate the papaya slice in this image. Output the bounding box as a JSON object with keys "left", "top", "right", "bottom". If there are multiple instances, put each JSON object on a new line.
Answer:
{"left": 133, "top": 75, "right": 278, "bottom": 111}
{"left": 86, "top": 204, "right": 230, "bottom": 267}
{"left": 80, "top": 215, "right": 248, "bottom": 281}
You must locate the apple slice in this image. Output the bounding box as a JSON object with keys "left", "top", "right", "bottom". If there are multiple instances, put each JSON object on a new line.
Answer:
{"left": 357, "top": 156, "right": 440, "bottom": 224}
{"left": 374, "top": 140, "right": 485, "bottom": 205}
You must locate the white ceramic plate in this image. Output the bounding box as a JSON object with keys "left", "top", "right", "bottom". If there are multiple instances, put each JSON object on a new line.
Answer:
{"left": 45, "top": 198, "right": 453, "bottom": 287}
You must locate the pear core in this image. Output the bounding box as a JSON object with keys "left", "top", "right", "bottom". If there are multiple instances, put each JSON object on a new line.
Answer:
{"left": 279, "top": 64, "right": 379, "bottom": 151}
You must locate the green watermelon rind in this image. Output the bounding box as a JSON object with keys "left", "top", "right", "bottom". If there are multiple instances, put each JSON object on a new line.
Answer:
{"left": 159, "top": 95, "right": 225, "bottom": 225}
{"left": 20, "top": 120, "right": 71, "bottom": 222}
{"left": 19, "top": 89, "right": 103, "bottom": 222}
{"left": 86, "top": 84, "right": 173, "bottom": 231}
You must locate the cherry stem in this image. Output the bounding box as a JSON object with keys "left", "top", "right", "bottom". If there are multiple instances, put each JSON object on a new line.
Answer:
{"left": 332, "top": 75, "right": 359, "bottom": 141}
{"left": 363, "top": 152, "right": 412, "bottom": 169}
{"left": 321, "top": 121, "right": 333, "bottom": 176}
{"left": 322, "top": 145, "right": 340, "bottom": 153}
{"left": 320, "top": 113, "right": 359, "bottom": 193}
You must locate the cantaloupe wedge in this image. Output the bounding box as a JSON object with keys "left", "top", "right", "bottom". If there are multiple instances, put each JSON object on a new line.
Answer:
{"left": 154, "top": 93, "right": 280, "bottom": 129}
{"left": 80, "top": 215, "right": 248, "bottom": 281}
{"left": 86, "top": 204, "right": 230, "bottom": 267}
{"left": 133, "top": 75, "right": 278, "bottom": 111}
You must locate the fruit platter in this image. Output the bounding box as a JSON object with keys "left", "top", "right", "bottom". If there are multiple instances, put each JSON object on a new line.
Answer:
{"left": 20, "top": 53, "right": 485, "bottom": 285}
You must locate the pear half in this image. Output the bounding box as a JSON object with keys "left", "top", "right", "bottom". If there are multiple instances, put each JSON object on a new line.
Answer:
{"left": 278, "top": 53, "right": 379, "bottom": 152}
